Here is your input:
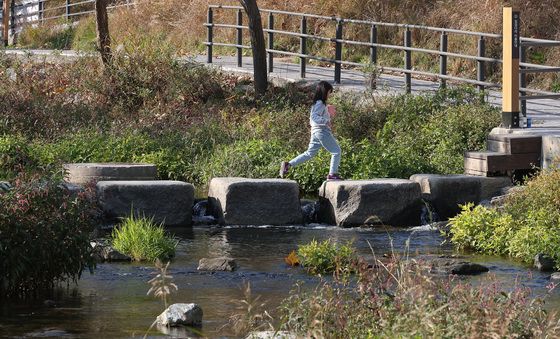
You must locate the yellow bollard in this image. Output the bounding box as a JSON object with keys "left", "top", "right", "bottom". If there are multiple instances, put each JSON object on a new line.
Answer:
{"left": 502, "top": 6, "right": 521, "bottom": 128}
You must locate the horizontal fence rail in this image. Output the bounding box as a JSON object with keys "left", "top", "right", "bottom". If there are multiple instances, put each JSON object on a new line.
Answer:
{"left": 205, "top": 5, "right": 560, "bottom": 114}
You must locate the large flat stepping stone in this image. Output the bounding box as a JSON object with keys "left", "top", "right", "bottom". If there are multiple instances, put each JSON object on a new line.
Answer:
{"left": 319, "top": 179, "right": 422, "bottom": 227}
{"left": 97, "top": 181, "right": 194, "bottom": 226}
{"left": 410, "top": 174, "right": 511, "bottom": 219}
{"left": 64, "top": 163, "right": 157, "bottom": 185}
{"left": 208, "top": 177, "right": 302, "bottom": 225}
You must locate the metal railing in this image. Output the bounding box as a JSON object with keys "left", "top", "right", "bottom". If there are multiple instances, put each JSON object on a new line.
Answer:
{"left": 205, "top": 5, "right": 560, "bottom": 113}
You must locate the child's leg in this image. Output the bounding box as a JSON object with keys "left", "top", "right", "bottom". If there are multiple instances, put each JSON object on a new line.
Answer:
{"left": 289, "top": 134, "right": 322, "bottom": 167}
{"left": 318, "top": 129, "right": 341, "bottom": 174}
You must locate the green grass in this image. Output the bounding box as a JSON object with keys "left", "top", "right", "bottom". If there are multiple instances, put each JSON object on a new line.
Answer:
{"left": 111, "top": 214, "right": 177, "bottom": 262}
{"left": 297, "top": 239, "right": 357, "bottom": 275}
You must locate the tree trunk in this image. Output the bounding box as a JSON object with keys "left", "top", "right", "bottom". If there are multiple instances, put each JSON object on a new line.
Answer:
{"left": 95, "top": 0, "right": 111, "bottom": 66}
{"left": 239, "top": 0, "right": 268, "bottom": 95}
{"left": 2, "top": 0, "right": 11, "bottom": 47}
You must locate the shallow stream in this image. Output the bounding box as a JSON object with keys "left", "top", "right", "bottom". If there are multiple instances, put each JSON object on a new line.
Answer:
{"left": 1, "top": 225, "right": 558, "bottom": 338}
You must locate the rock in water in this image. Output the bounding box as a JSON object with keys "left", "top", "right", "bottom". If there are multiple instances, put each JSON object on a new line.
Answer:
{"left": 430, "top": 258, "right": 489, "bottom": 276}
{"left": 551, "top": 272, "right": 560, "bottom": 281}
{"left": 0, "top": 181, "right": 11, "bottom": 192}
{"left": 534, "top": 253, "right": 556, "bottom": 272}
{"left": 96, "top": 180, "right": 195, "bottom": 227}
{"left": 410, "top": 174, "right": 511, "bottom": 219}
{"left": 319, "top": 179, "right": 423, "bottom": 227}
{"left": 101, "top": 246, "right": 131, "bottom": 262}
{"left": 64, "top": 163, "right": 157, "bottom": 185}
{"left": 208, "top": 178, "right": 302, "bottom": 225}
{"left": 246, "top": 331, "right": 296, "bottom": 339}
{"left": 197, "top": 257, "right": 237, "bottom": 272}
{"left": 301, "top": 199, "right": 320, "bottom": 224}
{"left": 157, "top": 303, "right": 203, "bottom": 327}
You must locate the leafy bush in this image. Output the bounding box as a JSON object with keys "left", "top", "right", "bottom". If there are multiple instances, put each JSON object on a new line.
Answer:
{"left": 374, "top": 88, "right": 499, "bottom": 177}
{"left": 449, "top": 203, "right": 516, "bottom": 255}
{"left": 0, "top": 175, "right": 98, "bottom": 297}
{"left": 0, "top": 135, "right": 37, "bottom": 179}
{"left": 199, "top": 139, "right": 289, "bottom": 183}
{"left": 297, "top": 239, "right": 357, "bottom": 275}
{"left": 111, "top": 214, "right": 177, "bottom": 262}
{"left": 450, "top": 168, "right": 560, "bottom": 267}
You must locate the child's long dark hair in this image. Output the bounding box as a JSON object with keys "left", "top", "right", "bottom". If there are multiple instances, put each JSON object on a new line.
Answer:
{"left": 313, "top": 81, "right": 334, "bottom": 104}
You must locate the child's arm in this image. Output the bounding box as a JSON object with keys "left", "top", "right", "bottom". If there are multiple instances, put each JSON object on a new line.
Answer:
{"left": 327, "top": 105, "right": 336, "bottom": 118}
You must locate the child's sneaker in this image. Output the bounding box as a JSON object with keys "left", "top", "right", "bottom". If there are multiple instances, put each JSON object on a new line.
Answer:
{"left": 279, "top": 161, "right": 291, "bottom": 178}
{"left": 327, "top": 173, "right": 343, "bottom": 181}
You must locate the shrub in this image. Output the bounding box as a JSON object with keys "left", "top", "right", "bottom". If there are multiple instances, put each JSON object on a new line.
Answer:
{"left": 449, "top": 203, "right": 516, "bottom": 256}
{"left": 297, "top": 239, "right": 357, "bottom": 275}
{"left": 0, "top": 175, "right": 98, "bottom": 297}
{"left": 449, "top": 168, "right": 560, "bottom": 267}
{"left": 0, "top": 135, "right": 36, "bottom": 179}
{"left": 111, "top": 214, "right": 177, "bottom": 262}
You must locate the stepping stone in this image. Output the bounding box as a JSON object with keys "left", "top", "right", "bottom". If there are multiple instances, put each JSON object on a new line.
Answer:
{"left": 96, "top": 181, "right": 195, "bottom": 226}
{"left": 64, "top": 163, "right": 157, "bottom": 185}
{"left": 208, "top": 177, "right": 302, "bottom": 225}
{"left": 318, "top": 179, "right": 423, "bottom": 227}
{"left": 409, "top": 174, "right": 511, "bottom": 219}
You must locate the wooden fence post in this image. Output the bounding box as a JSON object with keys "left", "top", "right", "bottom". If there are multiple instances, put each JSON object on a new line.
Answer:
{"left": 439, "top": 32, "right": 447, "bottom": 89}
{"left": 207, "top": 8, "right": 213, "bottom": 63}
{"left": 300, "top": 16, "right": 306, "bottom": 78}
{"left": 334, "top": 20, "right": 343, "bottom": 84}
{"left": 95, "top": 0, "right": 111, "bottom": 66}
{"left": 477, "top": 36, "right": 486, "bottom": 92}
{"left": 370, "top": 24, "right": 377, "bottom": 65}
{"left": 237, "top": 9, "right": 243, "bottom": 67}
{"left": 502, "top": 6, "right": 520, "bottom": 128}
{"left": 267, "top": 12, "right": 274, "bottom": 72}
{"left": 66, "top": 0, "right": 71, "bottom": 20}
{"left": 404, "top": 28, "right": 412, "bottom": 93}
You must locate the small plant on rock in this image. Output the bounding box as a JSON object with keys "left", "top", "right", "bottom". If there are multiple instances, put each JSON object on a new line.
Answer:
{"left": 111, "top": 214, "right": 177, "bottom": 262}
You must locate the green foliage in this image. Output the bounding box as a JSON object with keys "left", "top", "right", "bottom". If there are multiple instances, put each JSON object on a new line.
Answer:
{"left": 297, "top": 239, "right": 357, "bottom": 275}
{"left": 450, "top": 168, "right": 560, "bottom": 267}
{"left": 374, "top": 88, "right": 499, "bottom": 177}
{"left": 200, "top": 139, "right": 289, "bottom": 183}
{"left": 0, "top": 135, "right": 36, "bottom": 179}
{"left": 449, "top": 203, "right": 516, "bottom": 255}
{"left": 112, "top": 214, "right": 177, "bottom": 262}
{"left": 0, "top": 175, "right": 98, "bottom": 297}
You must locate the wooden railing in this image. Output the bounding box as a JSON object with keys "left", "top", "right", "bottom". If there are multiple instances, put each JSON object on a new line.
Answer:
{"left": 205, "top": 5, "right": 560, "bottom": 119}
{"left": 0, "top": 0, "right": 133, "bottom": 43}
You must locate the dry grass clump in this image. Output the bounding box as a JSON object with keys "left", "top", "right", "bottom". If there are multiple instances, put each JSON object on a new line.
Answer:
{"left": 279, "top": 247, "right": 560, "bottom": 338}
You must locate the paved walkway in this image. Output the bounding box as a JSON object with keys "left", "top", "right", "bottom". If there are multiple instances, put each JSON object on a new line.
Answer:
{"left": 195, "top": 55, "right": 560, "bottom": 134}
